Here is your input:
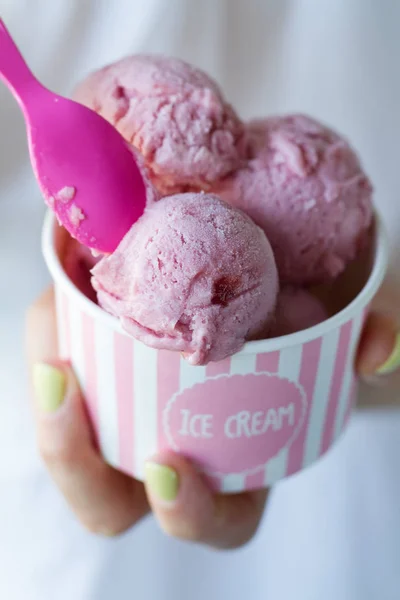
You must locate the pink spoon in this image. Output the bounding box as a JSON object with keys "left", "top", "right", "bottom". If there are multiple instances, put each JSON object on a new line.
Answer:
{"left": 0, "top": 19, "right": 146, "bottom": 253}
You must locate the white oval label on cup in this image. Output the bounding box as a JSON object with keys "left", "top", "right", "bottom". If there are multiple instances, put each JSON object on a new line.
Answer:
{"left": 163, "top": 373, "right": 308, "bottom": 475}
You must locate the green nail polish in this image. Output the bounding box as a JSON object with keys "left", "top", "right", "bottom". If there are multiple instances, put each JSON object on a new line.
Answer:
{"left": 98, "top": 528, "right": 117, "bottom": 538}
{"left": 145, "top": 463, "right": 179, "bottom": 503}
{"left": 33, "top": 363, "right": 66, "bottom": 412}
{"left": 376, "top": 333, "right": 400, "bottom": 375}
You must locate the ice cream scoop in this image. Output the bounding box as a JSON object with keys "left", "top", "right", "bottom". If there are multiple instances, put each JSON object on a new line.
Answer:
{"left": 213, "top": 115, "right": 373, "bottom": 284}
{"left": 0, "top": 19, "right": 147, "bottom": 253}
{"left": 74, "top": 55, "right": 247, "bottom": 195}
{"left": 92, "top": 193, "right": 279, "bottom": 365}
{"left": 270, "top": 287, "right": 329, "bottom": 337}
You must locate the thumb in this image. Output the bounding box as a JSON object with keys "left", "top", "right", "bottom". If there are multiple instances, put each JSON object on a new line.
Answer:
{"left": 26, "top": 286, "right": 59, "bottom": 372}
{"left": 144, "top": 451, "right": 268, "bottom": 549}
{"left": 356, "top": 312, "right": 400, "bottom": 378}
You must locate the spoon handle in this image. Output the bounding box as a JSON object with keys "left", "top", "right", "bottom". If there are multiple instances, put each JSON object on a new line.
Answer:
{"left": 0, "top": 19, "right": 41, "bottom": 111}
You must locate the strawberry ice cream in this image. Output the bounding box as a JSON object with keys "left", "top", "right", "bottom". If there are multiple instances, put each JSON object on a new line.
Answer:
{"left": 91, "top": 193, "right": 278, "bottom": 365}
{"left": 212, "top": 115, "right": 373, "bottom": 284}
{"left": 271, "top": 287, "right": 329, "bottom": 337}
{"left": 74, "top": 55, "right": 246, "bottom": 196}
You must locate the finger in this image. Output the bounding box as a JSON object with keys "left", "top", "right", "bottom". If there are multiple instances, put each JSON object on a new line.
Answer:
{"left": 144, "top": 452, "right": 268, "bottom": 549}
{"left": 25, "top": 286, "right": 59, "bottom": 371}
{"left": 356, "top": 312, "right": 400, "bottom": 377}
{"left": 26, "top": 287, "right": 149, "bottom": 535}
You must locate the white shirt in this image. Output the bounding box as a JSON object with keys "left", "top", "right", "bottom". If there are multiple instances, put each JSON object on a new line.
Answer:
{"left": 1, "top": 1, "right": 400, "bottom": 599}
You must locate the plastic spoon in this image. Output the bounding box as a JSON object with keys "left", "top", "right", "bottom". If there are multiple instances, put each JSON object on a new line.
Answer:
{"left": 0, "top": 19, "right": 146, "bottom": 253}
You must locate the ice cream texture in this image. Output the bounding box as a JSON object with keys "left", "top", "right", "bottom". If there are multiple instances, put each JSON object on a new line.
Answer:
{"left": 74, "top": 55, "right": 246, "bottom": 196}
{"left": 271, "top": 287, "right": 328, "bottom": 337}
{"left": 92, "top": 193, "right": 279, "bottom": 365}
{"left": 65, "top": 57, "right": 374, "bottom": 362}
{"left": 212, "top": 115, "right": 373, "bottom": 284}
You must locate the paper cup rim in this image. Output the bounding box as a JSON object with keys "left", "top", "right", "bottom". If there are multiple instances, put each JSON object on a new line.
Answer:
{"left": 42, "top": 210, "right": 389, "bottom": 354}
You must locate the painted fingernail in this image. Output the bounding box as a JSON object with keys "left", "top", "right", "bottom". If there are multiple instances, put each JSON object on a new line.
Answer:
{"left": 145, "top": 462, "right": 179, "bottom": 503}
{"left": 98, "top": 528, "right": 117, "bottom": 538}
{"left": 33, "top": 363, "right": 66, "bottom": 412}
{"left": 376, "top": 333, "right": 400, "bottom": 375}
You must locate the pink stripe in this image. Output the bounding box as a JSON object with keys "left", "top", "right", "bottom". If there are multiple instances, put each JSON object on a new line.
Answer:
{"left": 62, "top": 293, "right": 71, "bottom": 358}
{"left": 256, "top": 351, "right": 280, "bottom": 373}
{"left": 243, "top": 352, "right": 284, "bottom": 489}
{"left": 81, "top": 312, "right": 99, "bottom": 447}
{"left": 157, "top": 351, "right": 181, "bottom": 451}
{"left": 341, "top": 311, "right": 366, "bottom": 434}
{"left": 343, "top": 305, "right": 370, "bottom": 428}
{"left": 114, "top": 332, "right": 134, "bottom": 475}
{"left": 320, "top": 320, "right": 353, "bottom": 454}
{"left": 245, "top": 469, "right": 266, "bottom": 491}
{"left": 286, "top": 338, "right": 323, "bottom": 476}
{"left": 206, "top": 358, "right": 231, "bottom": 378}
{"left": 340, "top": 310, "right": 366, "bottom": 431}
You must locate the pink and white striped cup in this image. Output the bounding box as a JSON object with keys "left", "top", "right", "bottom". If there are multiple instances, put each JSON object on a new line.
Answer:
{"left": 42, "top": 213, "right": 388, "bottom": 493}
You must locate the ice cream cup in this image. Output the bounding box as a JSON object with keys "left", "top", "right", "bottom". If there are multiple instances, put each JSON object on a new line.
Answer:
{"left": 42, "top": 212, "right": 389, "bottom": 493}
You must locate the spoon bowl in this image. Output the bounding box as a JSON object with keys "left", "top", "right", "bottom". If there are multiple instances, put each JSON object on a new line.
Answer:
{"left": 0, "top": 19, "right": 147, "bottom": 253}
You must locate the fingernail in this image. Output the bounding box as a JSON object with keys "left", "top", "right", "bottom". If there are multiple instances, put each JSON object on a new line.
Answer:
{"left": 33, "top": 363, "right": 66, "bottom": 412}
{"left": 376, "top": 333, "right": 400, "bottom": 375}
{"left": 145, "top": 462, "right": 179, "bottom": 503}
{"left": 98, "top": 528, "right": 117, "bottom": 538}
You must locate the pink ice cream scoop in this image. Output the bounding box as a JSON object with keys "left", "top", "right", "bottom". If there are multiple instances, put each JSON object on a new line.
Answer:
{"left": 74, "top": 55, "right": 246, "bottom": 196}
{"left": 92, "top": 193, "right": 278, "bottom": 365}
{"left": 270, "top": 287, "right": 328, "bottom": 337}
{"left": 212, "top": 114, "right": 373, "bottom": 285}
